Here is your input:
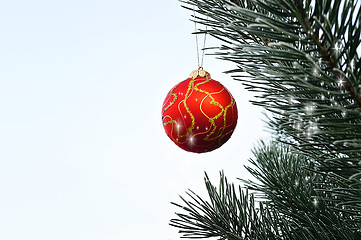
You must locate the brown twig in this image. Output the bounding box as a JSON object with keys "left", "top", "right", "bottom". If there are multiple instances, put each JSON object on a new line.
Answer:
{"left": 302, "top": 15, "right": 361, "bottom": 109}
{"left": 231, "top": 0, "right": 361, "bottom": 109}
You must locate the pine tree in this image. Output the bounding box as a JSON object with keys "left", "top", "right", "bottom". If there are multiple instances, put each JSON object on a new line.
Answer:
{"left": 170, "top": 0, "right": 361, "bottom": 239}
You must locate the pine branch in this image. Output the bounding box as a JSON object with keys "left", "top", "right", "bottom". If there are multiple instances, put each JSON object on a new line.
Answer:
{"left": 170, "top": 143, "right": 361, "bottom": 239}
{"left": 295, "top": 0, "right": 361, "bottom": 109}
{"left": 170, "top": 172, "right": 298, "bottom": 239}
{"left": 182, "top": 0, "right": 361, "bottom": 176}
{"left": 242, "top": 141, "right": 361, "bottom": 239}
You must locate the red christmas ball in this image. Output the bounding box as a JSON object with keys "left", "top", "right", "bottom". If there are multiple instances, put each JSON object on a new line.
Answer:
{"left": 161, "top": 69, "right": 238, "bottom": 153}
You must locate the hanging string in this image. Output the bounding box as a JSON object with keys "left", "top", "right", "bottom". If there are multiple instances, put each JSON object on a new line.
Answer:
{"left": 193, "top": 6, "right": 208, "bottom": 69}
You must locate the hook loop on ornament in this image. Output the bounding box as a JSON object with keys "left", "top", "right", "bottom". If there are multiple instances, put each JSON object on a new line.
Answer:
{"left": 190, "top": 69, "right": 211, "bottom": 79}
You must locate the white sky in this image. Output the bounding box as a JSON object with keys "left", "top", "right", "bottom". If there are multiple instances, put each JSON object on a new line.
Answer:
{"left": 0, "top": 1, "right": 269, "bottom": 239}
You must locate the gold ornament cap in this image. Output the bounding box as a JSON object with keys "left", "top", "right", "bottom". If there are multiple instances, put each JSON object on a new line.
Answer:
{"left": 190, "top": 68, "right": 211, "bottom": 79}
